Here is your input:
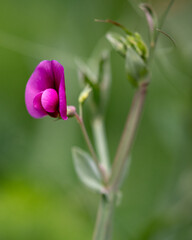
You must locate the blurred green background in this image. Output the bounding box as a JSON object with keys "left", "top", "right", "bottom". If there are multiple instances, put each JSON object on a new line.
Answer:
{"left": 0, "top": 0, "right": 191, "bottom": 239}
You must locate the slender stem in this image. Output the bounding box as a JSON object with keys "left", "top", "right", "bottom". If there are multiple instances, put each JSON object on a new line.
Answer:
{"left": 149, "top": 0, "right": 175, "bottom": 60}
{"left": 75, "top": 113, "right": 107, "bottom": 183}
{"left": 110, "top": 80, "right": 149, "bottom": 192}
{"left": 159, "top": 0, "right": 175, "bottom": 30}
{"left": 79, "top": 103, "right": 83, "bottom": 119}
{"left": 92, "top": 115, "right": 111, "bottom": 179}
{"left": 93, "top": 194, "right": 115, "bottom": 240}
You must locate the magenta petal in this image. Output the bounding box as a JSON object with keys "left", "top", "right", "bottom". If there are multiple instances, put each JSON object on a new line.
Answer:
{"left": 30, "top": 92, "right": 47, "bottom": 118}
{"left": 33, "top": 91, "right": 47, "bottom": 115}
{"left": 51, "top": 60, "right": 68, "bottom": 120}
{"left": 41, "top": 88, "right": 59, "bottom": 113}
{"left": 25, "top": 60, "right": 67, "bottom": 120}
{"left": 25, "top": 61, "right": 54, "bottom": 118}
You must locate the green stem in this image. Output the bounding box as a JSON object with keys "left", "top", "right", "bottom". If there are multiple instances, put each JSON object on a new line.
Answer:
{"left": 149, "top": 0, "right": 175, "bottom": 60}
{"left": 92, "top": 116, "right": 111, "bottom": 179}
{"left": 110, "top": 80, "right": 149, "bottom": 192}
{"left": 159, "top": 0, "right": 175, "bottom": 30}
{"left": 93, "top": 194, "right": 115, "bottom": 240}
{"left": 92, "top": 80, "right": 149, "bottom": 240}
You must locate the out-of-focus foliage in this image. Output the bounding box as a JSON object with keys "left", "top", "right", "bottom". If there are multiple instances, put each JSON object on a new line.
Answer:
{"left": 0, "top": 0, "right": 191, "bottom": 239}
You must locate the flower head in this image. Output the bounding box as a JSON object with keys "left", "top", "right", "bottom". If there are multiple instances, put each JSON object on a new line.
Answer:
{"left": 25, "top": 60, "right": 68, "bottom": 120}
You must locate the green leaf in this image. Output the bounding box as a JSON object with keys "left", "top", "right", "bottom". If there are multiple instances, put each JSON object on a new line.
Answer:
{"left": 97, "top": 51, "right": 111, "bottom": 112}
{"left": 98, "top": 51, "right": 110, "bottom": 84}
{"left": 125, "top": 48, "right": 148, "bottom": 87}
{"left": 76, "top": 58, "right": 97, "bottom": 88}
{"left": 72, "top": 147, "right": 105, "bottom": 193}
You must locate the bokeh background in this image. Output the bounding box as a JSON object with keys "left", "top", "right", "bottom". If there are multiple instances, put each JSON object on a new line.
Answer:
{"left": 0, "top": 0, "right": 191, "bottom": 239}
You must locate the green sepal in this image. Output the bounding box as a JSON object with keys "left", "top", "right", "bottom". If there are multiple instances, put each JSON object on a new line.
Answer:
{"left": 125, "top": 48, "right": 148, "bottom": 87}
{"left": 106, "top": 31, "right": 148, "bottom": 62}
{"left": 126, "top": 33, "right": 148, "bottom": 61}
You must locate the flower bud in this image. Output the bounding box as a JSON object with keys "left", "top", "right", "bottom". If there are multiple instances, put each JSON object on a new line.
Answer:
{"left": 67, "top": 106, "right": 76, "bottom": 117}
{"left": 78, "top": 86, "right": 92, "bottom": 104}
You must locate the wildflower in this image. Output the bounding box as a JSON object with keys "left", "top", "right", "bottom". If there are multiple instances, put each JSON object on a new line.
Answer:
{"left": 25, "top": 60, "right": 68, "bottom": 120}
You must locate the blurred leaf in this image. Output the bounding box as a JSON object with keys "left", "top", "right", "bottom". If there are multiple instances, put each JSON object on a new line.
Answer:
{"left": 125, "top": 48, "right": 148, "bottom": 87}
{"left": 76, "top": 51, "right": 111, "bottom": 116}
{"left": 76, "top": 58, "right": 97, "bottom": 88}
{"left": 97, "top": 51, "right": 111, "bottom": 113}
{"left": 106, "top": 32, "right": 127, "bottom": 56}
{"left": 98, "top": 51, "right": 110, "bottom": 84}
{"left": 72, "top": 147, "right": 105, "bottom": 193}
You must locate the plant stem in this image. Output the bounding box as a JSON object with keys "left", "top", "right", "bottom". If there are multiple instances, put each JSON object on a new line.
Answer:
{"left": 75, "top": 113, "right": 107, "bottom": 183}
{"left": 93, "top": 194, "right": 115, "bottom": 240}
{"left": 159, "top": 0, "right": 175, "bottom": 30}
{"left": 92, "top": 80, "right": 149, "bottom": 240}
{"left": 110, "top": 80, "right": 149, "bottom": 192}
{"left": 92, "top": 115, "right": 111, "bottom": 179}
{"left": 149, "top": 0, "right": 175, "bottom": 60}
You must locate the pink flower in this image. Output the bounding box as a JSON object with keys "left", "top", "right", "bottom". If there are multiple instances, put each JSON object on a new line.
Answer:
{"left": 25, "top": 60, "right": 68, "bottom": 120}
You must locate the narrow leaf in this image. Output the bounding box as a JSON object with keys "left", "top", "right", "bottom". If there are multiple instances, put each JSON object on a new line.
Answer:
{"left": 72, "top": 147, "right": 105, "bottom": 193}
{"left": 97, "top": 51, "right": 111, "bottom": 111}
{"left": 76, "top": 58, "right": 97, "bottom": 87}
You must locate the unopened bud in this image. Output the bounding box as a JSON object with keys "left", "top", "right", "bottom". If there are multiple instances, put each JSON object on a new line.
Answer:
{"left": 78, "top": 86, "right": 92, "bottom": 104}
{"left": 67, "top": 105, "right": 76, "bottom": 117}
